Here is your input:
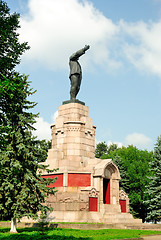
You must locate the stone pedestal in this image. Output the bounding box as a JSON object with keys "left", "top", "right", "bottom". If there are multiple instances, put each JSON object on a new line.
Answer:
{"left": 47, "top": 103, "right": 96, "bottom": 170}
{"left": 40, "top": 102, "right": 142, "bottom": 225}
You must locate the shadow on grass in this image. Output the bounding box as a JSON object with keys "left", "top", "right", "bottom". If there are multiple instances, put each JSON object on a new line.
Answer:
{"left": 0, "top": 228, "right": 10, "bottom": 233}
{"left": 0, "top": 227, "right": 92, "bottom": 240}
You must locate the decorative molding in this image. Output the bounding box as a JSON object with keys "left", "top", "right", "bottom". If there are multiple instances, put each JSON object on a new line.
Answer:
{"left": 55, "top": 129, "right": 64, "bottom": 135}
{"left": 119, "top": 190, "right": 127, "bottom": 200}
{"left": 89, "top": 188, "right": 98, "bottom": 198}
{"left": 64, "top": 121, "right": 85, "bottom": 125}
{"left": 67, "top": 127, "right": 80, "bottom": 132}
{"left": 85, "top": 130, "right": 94, "bottom": 137}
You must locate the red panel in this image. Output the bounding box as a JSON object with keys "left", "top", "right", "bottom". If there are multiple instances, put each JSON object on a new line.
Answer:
{"left": 41, "top": 174, "right": 63, "bottom": 187}
{"left": 119, "top": 200, "right": 126, "bottom": 213}
{"left": 103, "top": 179, "right": 110, "bottom": 204}
{"left": 89, "top": 197, "right": 98, "bottom": 211}
{"left": 68, "top": 173, "right": 91, "bottom": 187}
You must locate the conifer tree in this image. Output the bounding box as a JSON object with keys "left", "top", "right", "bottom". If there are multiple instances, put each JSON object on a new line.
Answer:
{"left": 0, "top": 0, "right": 29, "bottom": 77}
{"left": 145, "top": 135, "right": 161, "bottom": 223}
{"left": 0, "top": 1, "right": 56, "bottom": 232}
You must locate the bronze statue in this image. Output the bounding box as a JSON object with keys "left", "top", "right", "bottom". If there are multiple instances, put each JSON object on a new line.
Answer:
{"left": 69, "top": 45, "right": 90, "bottom": 100}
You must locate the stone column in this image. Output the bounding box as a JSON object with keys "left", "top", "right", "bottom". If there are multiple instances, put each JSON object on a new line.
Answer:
{"left": 48, "top": 103, "right": 96, "bottom": 170}
{"left": 63, "top": 171, "right": 68, "bottom": 187}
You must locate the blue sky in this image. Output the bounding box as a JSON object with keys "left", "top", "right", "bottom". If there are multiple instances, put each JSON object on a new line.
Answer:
{"left": 5, "top": 0, "right": 161, "bottom": 151}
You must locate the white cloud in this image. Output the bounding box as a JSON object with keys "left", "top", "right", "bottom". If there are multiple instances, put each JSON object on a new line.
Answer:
{"left": 19, "top": 0, "right": 118, "bottom": 70}
{"left": 52, "top": 111, "right": 58, "bottom": 123}
{"left": 33, "top": 117, "right": 51, "bottom": 140}
{"left": 107, "top": 140, "right": 123, "bottom": 149}
{"left": 125, "top": 132, "right": 152, "bottom": 149}
{"left": 120, "top": 20, "right": 161, "bottom": 77}
{"left": 95, "top": 139, "right": 123, "bottom": 149}
{"left": 19, "top": 0, "right": 161, "bottom": 78}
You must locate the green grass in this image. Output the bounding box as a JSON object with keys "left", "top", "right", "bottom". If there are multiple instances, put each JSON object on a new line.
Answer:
{"left": 0, "top": 220, "right": 10, "bottom": 222}
{"left": 0, "top": 227, "right": 161, "bottom": 240}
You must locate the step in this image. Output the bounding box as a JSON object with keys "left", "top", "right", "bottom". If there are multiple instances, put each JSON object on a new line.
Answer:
{"left": 103, "top": 213, "right": 133, "bottom": 219}
{"left": 102, "top": 213, "right": 142, "bottom": 224}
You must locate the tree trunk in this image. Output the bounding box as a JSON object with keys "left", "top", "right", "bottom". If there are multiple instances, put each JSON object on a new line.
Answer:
{"left": 10, "top": 218, "right": 17, "bottom": 233}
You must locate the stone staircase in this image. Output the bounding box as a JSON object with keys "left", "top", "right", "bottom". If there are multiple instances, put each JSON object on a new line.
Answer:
{"left": 1, "top": 221, "right": 161, "bottom": 231}
{"left": 100, "top": 204, "right": 142, "bottom": 224}
{"left": 102, "top": 212, "right": 142, "bottom": 224}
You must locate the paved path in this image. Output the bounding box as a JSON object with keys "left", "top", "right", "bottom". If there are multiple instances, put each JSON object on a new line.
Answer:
{"left": 143, "top": 235, "right": 161, "bottom": 240}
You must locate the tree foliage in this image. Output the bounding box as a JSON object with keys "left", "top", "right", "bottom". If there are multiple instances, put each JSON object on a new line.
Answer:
{"left": 0, "top": 0, "right": 29, "bottom": 77}
{"left": 107, "top": 143, "right": 118, "bottom": 154}
{"left": 0, "top": 0, "right": 56, "bottom": 231}
{"left": 145, "top": 135, "right": 161, "bottom": 223}
{"left": 95, "top": 142, "right": 119, "bottom": 158}
{"left": 95, "top": 142, "right": 107, "bottom": 158}
{"left": 0, "top": 73, "right": 56, "bottom": 222}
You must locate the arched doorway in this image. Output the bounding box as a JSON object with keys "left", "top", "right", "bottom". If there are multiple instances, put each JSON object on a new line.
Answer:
{"left": 102, "top": 162, "right": 120, "bottom": 205}
{"left": 103, "top": 178, "right": 110, "bottom": 204}
{"left": 94, "top": 159, "right": 120, "bottom": 207}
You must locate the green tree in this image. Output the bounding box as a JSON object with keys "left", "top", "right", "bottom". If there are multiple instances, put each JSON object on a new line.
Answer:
{"left": 0, "top": 0, "right": 29, "bottom": 151}
{"left": 107, "top": 143, "right": 118, "bottom": 154}
{"left": 38, "top": 139, "right": 52, "bottom": 152}
{"left": 102, "top": 145, "right": 153, "bottom": 222}
{"left": 113, "top": 154, "right": 129, "bottom": 189}
{"left": 145, "top": 135, "right": 161, "bottom": 223}
{"left": 0, "top": 0, "right": 29, "bottom": 77}
{"left": 0, "top": 1, "right": 56, "bottom": 232}
{"left": 95, "top": 141, "right": 107, "bottom": 158}
{"left": 0, "top": 74, "right": 57, "bottom": 233}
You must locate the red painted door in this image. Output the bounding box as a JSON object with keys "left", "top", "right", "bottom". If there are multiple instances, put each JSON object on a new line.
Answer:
{"left": 89, "top": 197, "right": 98, "bottom": 211}
{"left": 103, "top": 179, "right": 110, "bottom": 204}
{"left": 119, "top": 200, "right": 126, "bottom": 212}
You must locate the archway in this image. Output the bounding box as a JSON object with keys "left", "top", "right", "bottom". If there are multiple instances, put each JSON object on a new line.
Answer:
{"left": 103, "top": 178, "right": 110, "bottom": 204}
{"left": 103, "top": 162, "right": 120, "bottom": 205}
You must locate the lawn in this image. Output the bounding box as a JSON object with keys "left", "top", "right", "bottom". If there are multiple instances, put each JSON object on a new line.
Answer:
{"left": 0, "top": 227, "right": 161, "bottom": 240}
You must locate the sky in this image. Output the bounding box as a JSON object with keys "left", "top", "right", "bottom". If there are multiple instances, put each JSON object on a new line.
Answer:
{"left": 5, "top": 0, "right": 161, "bottom": 151}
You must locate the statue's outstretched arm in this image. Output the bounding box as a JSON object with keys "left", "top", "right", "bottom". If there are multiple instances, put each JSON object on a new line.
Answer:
{"left": 70, "top": 45, "right": 90, "bottom": 60}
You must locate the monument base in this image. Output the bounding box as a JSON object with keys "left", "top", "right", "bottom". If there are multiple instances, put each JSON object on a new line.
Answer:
{"left": 63, "top": 99, "right": 85, "bottom": 105}
{"left": 40, "top": 102, "right": 142, "bottom": 225}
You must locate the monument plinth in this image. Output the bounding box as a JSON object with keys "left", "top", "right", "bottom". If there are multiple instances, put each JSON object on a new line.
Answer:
{"left": 41, "top": 102, "right": 141, "bottom": 224}
{"left": 62, "top": 99, "right": 85, "bottom": 105}
{"left": 46, "top": 102, "right": 96, "bottom": 170}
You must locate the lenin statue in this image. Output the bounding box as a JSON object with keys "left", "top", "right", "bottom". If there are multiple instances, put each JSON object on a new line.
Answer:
{"left": 69, "top": 45, "right": 90, "bottom": 100}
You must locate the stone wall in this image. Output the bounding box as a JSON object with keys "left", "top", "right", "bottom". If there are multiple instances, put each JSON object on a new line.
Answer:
{"left": 46, "top": 192, "right": 89, "bottom": 212}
